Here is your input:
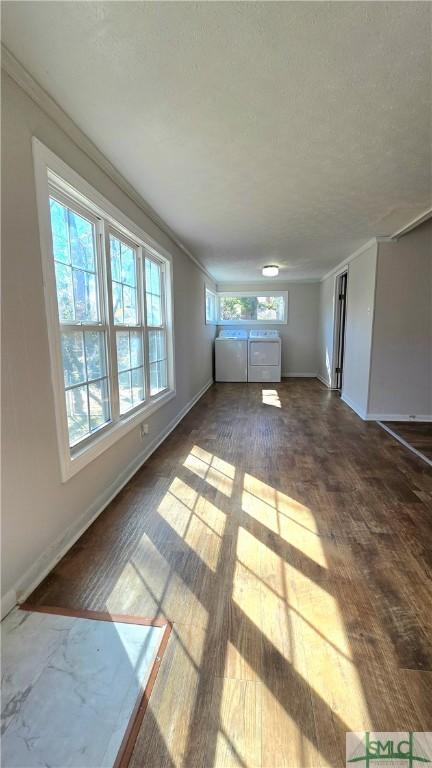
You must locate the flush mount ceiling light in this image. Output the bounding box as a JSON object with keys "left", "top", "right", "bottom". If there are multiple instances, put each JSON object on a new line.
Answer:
{"left": 262, "top": 265, "right": 279, "bottom": 277}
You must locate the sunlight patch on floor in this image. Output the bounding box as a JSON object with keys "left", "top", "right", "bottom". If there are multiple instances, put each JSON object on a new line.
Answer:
{"left": 262, "top": 388, "right": 281, "bottom": 408}
{"left": 194, "top": 495, "right": 227, "bottom": 536}
{"left": 152, "top": 625, "right": 201, "bottom": 767}
{"left": 213, "top": 678, "right": 261, "bottom": 768}
{"left": 261, "top": 683, "right": 328, "bottom": 768}
{"left": 156, "top": 477, "right": 226, "bottom": 571}
{"left": 158, "top": 489, "right": 194, "bottom": 539}
{"left": 105, "top": 560, "right": 160, "bottom": 615}
{"left": 131, "top": 538, "right": 210, "bottom": 628}
{"left": 184, "top": 452, "right": 234, "bottom": 497}
{"left": 232, "top": 490, "right": 371, "bottom": 735}
{"left": 191, "top": 445, "right": 236, "bottom": 479}
{"left": 168, "top": 476, "right": 198, "bottom": 510}
{"left": 242, "top": 473, "right": 328, "bottom": 567}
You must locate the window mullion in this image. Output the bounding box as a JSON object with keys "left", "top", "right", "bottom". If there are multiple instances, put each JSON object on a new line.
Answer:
{"left": 102, "top": 223, "right": 121, "bottom": 422}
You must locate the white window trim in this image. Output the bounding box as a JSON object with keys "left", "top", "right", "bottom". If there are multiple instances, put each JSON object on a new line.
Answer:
{"left": 33, "top": 138, "right": 176, "bottom": 482}
{"left": 205, "top": 285, "right": 217, "bottom": 325}
{"left": 217, "top": 290, "right": 288, "bottom": 324}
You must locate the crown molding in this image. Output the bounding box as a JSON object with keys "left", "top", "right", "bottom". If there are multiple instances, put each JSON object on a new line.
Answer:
{"left": 1, "top": 44, "right": 216, "bottom": 285}
{"left": 391, "top": 207, "right": 432, "bottom": 239}
{"left": 320, "top": 204, "right": 432, "bottom": 283}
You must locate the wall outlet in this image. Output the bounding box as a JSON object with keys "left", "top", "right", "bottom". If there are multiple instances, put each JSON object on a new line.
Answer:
{"left": 140, "top": 423, "right": 149, "bottom": 439}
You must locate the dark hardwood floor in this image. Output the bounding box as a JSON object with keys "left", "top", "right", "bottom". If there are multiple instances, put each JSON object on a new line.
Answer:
{"left": 382, "top": 421, "right": 432, "bottom": 463}
{"left": 26, "top": 380, "right": 432, "bottom": 767}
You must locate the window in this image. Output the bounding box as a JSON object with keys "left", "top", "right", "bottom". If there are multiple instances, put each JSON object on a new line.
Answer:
{"left": 217, "top": 292, "right": 288, "bottom": 324}
{"left": 109, "top": 232, "right": 145, "bottom": 414}
{"left": 34, "top": 140, "right": 175, "bottom": 481}
{"left": 145, "top": 257, "right": 168, "bottom": 395}
{"left": 50, "top": 196, "right": 110, "bottom": 446}
{"left": 205, "top": 286, "right": 217, "bottom": 324}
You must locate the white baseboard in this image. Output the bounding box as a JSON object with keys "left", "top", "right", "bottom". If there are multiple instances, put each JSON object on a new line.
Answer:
{"left": 338, "top": 394, "right": 432, "bottom": 424}
{"left": 317, "top": 374, "right": 331, "bottom": 387}
{"left": 2, "top": 379, "right": 213, "bottom": 619}
{"left": 341, "top": 393, "right": 367, "bottom": 420}
{"left": 366, "top": 413, "right": 432, "bottom": 422}
{"left": 282, "top": 372, "right": 317, "bottom": 378}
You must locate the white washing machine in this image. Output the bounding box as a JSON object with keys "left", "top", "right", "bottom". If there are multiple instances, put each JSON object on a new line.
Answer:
{"left": 248, "top": 330, "right": 281, "bottom": 382}
{"left": 215, "top": 329, "right": 248, "bottom": 382}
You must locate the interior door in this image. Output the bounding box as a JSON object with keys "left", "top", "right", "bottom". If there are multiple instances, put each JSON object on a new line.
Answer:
{"left": 335, "top": 272, "right": 348, "bottom": 391}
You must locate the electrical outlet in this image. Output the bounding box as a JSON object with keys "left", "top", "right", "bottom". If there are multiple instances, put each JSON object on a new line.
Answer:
{"left": 140, "top": 423, "right": 149, "bottom": 440}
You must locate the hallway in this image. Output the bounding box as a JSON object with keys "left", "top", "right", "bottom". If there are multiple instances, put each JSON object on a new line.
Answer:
{"left": 26, "top": 380, "right": 432, "bottom": 767}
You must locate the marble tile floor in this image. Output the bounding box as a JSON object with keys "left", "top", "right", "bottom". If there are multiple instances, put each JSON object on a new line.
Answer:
{"left": 1, "top": 607, "right": 165, "bottom": 768}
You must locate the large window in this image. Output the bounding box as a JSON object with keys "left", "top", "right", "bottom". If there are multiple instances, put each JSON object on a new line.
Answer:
{"left": 217, "top": 292, "right": 288, "bottom": 324}
{"left": 34, "top": 140, "right": 174, "bottom": 480}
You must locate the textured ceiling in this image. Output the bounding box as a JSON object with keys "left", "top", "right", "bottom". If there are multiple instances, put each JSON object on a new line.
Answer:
{"left": 2, "top": 1, "right": 431, "bottom": 281}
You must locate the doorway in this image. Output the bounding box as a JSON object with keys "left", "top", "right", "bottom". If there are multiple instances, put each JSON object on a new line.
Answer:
{"left": 334, "top": 271, "right": 348, "bottom": 392}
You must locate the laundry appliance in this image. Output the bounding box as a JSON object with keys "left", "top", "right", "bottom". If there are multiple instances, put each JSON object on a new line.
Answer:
{"left": 215, "top": 329, "right": 248, "bottom": 382}
{"left": 247, "top": 330, "right": 281, "bottom": 382}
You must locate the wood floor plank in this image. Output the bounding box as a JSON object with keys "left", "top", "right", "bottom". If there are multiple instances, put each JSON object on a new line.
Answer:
{"left": 24, "top": 380, "right": 432, "bottom": 767}
{"left": 383, "top": 422, "right": 432, "bottom": 461}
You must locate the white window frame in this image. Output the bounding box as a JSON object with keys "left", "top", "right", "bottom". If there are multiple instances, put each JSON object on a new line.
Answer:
{"left": 217, "top": 291, "right": 288, "bottom": 324}
{"left": 205, "top": 285, "right": 217, "bottom": 325}
{"left": 33, "top": 138, "right": 176, "bottom": 482}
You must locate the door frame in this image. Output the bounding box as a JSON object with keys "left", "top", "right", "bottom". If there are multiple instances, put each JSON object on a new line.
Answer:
{"left": 331, "top": 269, "right": 348, "bottom": 392}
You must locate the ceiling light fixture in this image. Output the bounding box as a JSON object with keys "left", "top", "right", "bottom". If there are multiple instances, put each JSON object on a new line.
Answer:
{"left": 262, "top": 265, "right": 279, "bottom": 277}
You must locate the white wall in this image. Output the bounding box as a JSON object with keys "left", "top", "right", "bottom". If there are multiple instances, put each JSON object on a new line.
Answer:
{"left": 317, "top": 243, "right": 378, "bottom": 413}
{"left": 368, "top": 221, "right": 432, "bottom": 418}
{"left": 1, "top": 71, "right": 216, "bottom": 614}
{"left": 217, "top": 282, "right": 320, "bottom": 376}
{"left": 341, "top": 243, "right": 377, "bottom": 417}
{"left": 318, "top": 274, "right": 337, "bottom": 386}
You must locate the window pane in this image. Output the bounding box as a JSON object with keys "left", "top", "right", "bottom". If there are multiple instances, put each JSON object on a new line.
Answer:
{"left": 131, "top": 367, "right": 144, "bottom": 405}
{"left": 68, "top": 209, "right": 95, "bottom": 271}
{"left": 206, "top": 289, "right": 216, "bottom": 323}
{"left": 257, "top": 296, "right": 285, "bottom": 321}
{"left": 73, "top": 269, "right": 98, "bottom": 322}
{"left": 118, "top": 370, "right": 132, "bottom": 414}
{"left": 145, "top": 258, "right": 163, "bottom": 326}
{"left": 49, "top": 199, "right": 70, "bottom": 264}
{"left": 116, "top": 331, "right": 130, "bottom": 372}
{"left": 66, "top": 384, "right": 89, "bottom": 446}
{"left": 121, "top": 245, "right": 136, "bottom": 287}
{"left": 150, "top": 260, "right": 161, "bottom": 295}
{"left": 150, "top": 359, "right": 167, "bottom": 396}
{"left": 130, "top": 331, "right": 143, "bottom": 368}
{"left": 89, "top": 379, "right": 110, "bottom": 431}
{"left": 55, "top": 262, "right": 75, "bottom": 322}
{"left": 149, "top": 330, "right": 166, "bottom": 363}
{"left": 123, "top": 285, "right": 138, "bottom": 325}
{"left": 110, "top": 237, "right": 121, "bottom": 282}
{"left": 61, "top": 331, "right": 85, "bottom": 387}
{"left": 84, "top": 331, "right": 106, "bottom": 381}
{"left": 112, "top": 282, "right": 123, "bottom": 324}
{"left": 219, "top": 296, "right": 258, "bottom": 321}
{"left": 145, "top": 259, "right": 161, "bottom": 295}
{"left": 110, "top": 235, "right": 138, "bottom": 326}
{"left": 146, "top": 294, "right": 162, "bottom": 326}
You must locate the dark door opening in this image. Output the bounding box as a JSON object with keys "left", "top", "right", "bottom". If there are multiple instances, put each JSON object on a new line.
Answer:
{"left": 335, "top": 271, "right": 347, "bottom": 392}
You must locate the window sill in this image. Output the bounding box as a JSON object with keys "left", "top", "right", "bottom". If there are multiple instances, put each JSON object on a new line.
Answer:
{"left": 61, "top": 388, "right": 176, "bottom": 482}
{"left": 217, "top": 319, "right": 287, "bottom": 325}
